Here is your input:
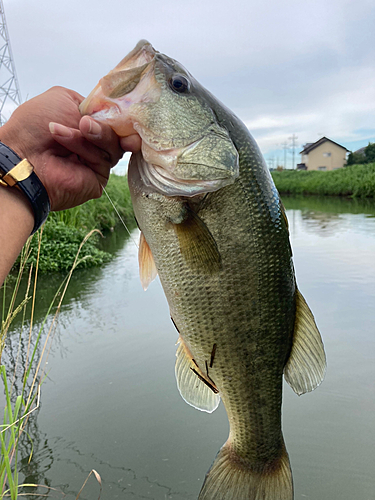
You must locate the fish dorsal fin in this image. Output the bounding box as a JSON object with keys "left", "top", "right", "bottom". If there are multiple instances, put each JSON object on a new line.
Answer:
{"left": 138, "top": 232, "right": 158, "bottom": 291}
{"left": 284, "top": 289, "right": 326, "bottom": 395}
{"left": 175, "top": 336, "right": 220, "bottom": 413}
{"left": 173, "top": 208, "right": 222, "bottom": 275}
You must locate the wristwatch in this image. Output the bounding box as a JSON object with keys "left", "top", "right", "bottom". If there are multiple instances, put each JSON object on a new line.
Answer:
{"left": 0, "top": 142, "right": 50, "bottom": 234}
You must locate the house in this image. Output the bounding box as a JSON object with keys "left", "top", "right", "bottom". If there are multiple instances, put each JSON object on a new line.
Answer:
{"left": 299, "top": 137, "right": 349, "bottom": 171}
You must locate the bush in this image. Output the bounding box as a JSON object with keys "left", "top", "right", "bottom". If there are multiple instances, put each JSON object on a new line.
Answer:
{"left": 14, "top": 174, "right": 134, "bottom": 273}
{"left": 25, "top": 222, "right": 112, "bottom": 273}
{"left": 272, "top": 163, "right": 375, "bottom": 198}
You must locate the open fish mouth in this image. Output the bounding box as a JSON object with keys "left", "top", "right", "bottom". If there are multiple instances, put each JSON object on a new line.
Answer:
{"left": 80, "top": 40, "right": 159, "bottom": 137}
{"left": 80, "top": 40, "right": 239, "bottom": 198}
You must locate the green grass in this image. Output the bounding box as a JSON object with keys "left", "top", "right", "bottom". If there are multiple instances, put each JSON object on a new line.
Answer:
{"left": 1, "top": 232, "right": 104, "bottom": 499}
{"left": 49, "top": 173, "right": 133, "bottom": 232}
{"left": 14, "top": 174, "right": 134, "bottom": 274}
{"left": 271, "top": 163, "right": 375, "bottom": 198}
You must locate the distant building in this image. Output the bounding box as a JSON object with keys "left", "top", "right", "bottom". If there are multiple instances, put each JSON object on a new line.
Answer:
{"left": 299, "top": 137, "right": 349, "bottom": 171}
{"left": 354, "top": 146, "right": 366, "bottom": 155}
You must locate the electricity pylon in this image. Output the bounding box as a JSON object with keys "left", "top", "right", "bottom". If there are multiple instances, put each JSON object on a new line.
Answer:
{"left": 0, "top": 0, "right": 21, "bottom": 125}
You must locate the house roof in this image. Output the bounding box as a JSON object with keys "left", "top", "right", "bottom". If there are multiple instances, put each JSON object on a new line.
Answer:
{"left": 354, "top": 146, "right": 366, "bottom": 155}
{"left": 299, "top": 137, "right": 349, "bottom": 155}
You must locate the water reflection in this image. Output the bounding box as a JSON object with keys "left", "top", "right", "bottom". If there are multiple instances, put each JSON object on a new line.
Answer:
{"left": 283, "top": 195, "right": 375, "bottom": 237}
{"left": 1, "top": 198, "right": 375, "bottom": 500}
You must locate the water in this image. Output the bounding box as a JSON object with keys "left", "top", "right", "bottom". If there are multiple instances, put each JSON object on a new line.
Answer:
{"left": 2, "top": 196, "right": 375, "bottom": 500}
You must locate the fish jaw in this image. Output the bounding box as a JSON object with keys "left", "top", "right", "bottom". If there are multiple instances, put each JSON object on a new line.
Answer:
{"left": 80, "top": 40, "right": 239, "bottom": 197}
{"left": 79, "top": 40, "right": 159, "bottom": 137}
{"left": 129, "top": 150, "right": 231, "bottom": 198}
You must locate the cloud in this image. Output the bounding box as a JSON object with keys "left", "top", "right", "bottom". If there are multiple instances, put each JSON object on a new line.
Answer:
{"left": 2, "top": 0, "right": 374, "bottom": 164}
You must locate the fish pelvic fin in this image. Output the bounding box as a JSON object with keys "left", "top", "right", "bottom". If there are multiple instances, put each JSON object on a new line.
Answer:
{"left": 284, "top": 288, "right": 326, "bottom": 395}
{"left": 199, "top": 439, "right": 293, "bottom": 500}
{"left": 138, "top": 232, "right": 158, "bottom": 290}
{"left": 175, "top": 336, "right": 220, "bottom": 413}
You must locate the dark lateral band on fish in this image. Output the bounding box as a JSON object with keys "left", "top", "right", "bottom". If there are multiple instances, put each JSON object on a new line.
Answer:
{"left": 190, "top": 367, "right": 219, "bottom": 394}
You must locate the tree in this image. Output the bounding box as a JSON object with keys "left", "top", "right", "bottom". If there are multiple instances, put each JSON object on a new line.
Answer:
{"left": 347, "top": 151, "right": 366, "bottom": 166}
{"left": 365, "top": 143, "right": 375, "bottom": 163}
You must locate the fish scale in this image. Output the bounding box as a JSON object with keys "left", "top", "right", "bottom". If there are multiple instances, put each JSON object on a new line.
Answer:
{"left": 81, "top": 39, "right": 326, "bottom": 500}
{"left": 131, "top": 129, "right": 295, "bottom": 463}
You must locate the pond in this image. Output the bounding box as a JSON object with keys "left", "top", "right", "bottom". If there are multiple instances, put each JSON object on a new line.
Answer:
{"left": 1, "top": 195, "right": 375, "bottom": 500}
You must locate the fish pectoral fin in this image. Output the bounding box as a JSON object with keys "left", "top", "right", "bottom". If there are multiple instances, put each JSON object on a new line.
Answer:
{"left": 138, "top": 232, "right": 158, "bottom": 291}
{"left": 173, "top": 208, "right": 222, "bottom": 275}
{"left": 175, "top": 336, "right": 220, "bottom": 414}
{"left": 284, "top": 289, "right": 326, "bottom": 395}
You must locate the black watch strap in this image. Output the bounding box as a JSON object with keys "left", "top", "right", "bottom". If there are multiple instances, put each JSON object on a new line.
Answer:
{"left": 0, "top": 142, "right": 50, "bottom": 234}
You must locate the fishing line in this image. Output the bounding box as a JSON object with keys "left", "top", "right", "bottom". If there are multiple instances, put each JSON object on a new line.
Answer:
{"left": 101, "top": 184, "right": 139, "bottom": 249}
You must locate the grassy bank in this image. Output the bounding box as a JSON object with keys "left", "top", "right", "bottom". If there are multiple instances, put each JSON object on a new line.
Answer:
{"left": 271, "top": 162, "right": 375, "bottom": 198}
{"left": 16, "top": 174, "right": 134, "bottom": 274}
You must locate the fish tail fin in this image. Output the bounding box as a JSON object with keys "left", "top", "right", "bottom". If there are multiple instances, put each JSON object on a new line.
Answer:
{"left": 198, "top": 439, "right": 293, "bottom": 500}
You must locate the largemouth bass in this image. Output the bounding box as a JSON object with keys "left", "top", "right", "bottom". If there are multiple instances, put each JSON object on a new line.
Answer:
{"left": 80, "top": 40, "right": 326, "bottom": 500}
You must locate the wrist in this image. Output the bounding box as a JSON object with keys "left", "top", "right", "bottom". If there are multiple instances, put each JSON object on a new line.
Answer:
{"left": 0, "top": 121, "right": 26, "bottom": 159}
{"left": 0, "top": 181, "right": 34, "bottom": 224}
{"left": 0, "top": 141, "right": 50, "bottom": 234}
{"left": 0, "top": 185, "right": 34, "bottom": 285}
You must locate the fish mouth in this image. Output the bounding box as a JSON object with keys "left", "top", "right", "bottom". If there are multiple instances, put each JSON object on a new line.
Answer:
{"left": 80, "top": 40, "right": 238, "bottom": 197}
{"left": 79, "top": 40, "right": 158, "bottom": 136}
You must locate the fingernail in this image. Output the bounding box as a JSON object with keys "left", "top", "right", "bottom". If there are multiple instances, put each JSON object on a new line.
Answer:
{"left": 49, "top": 122, "right": 73, "bottom": 138}
{"left": 87, "top": 119, "right": 101, "bottom": 136}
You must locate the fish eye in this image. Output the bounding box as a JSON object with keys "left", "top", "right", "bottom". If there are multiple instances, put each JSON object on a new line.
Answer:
{"left": 169, "top": 74, "right": 190, "bottom": 93}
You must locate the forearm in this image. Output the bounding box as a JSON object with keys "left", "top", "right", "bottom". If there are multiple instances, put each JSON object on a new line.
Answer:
{"left": 0, "top": 186, "right": 34, "bottom": 286}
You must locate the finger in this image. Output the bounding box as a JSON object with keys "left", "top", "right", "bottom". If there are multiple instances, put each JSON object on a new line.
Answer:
{"left": 49, "top": 122, "right": 116, "bottom": 178}
{"left": 79, "top": 116, "right": 124, "bottom": 163}
{"left": 120, "top": 134, "right": 142, "bottom": 153}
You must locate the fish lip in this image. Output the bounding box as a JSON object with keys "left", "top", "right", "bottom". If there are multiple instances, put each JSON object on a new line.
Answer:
{"left": 90, "top": 101, "right": 122, "bottom": 119}
{"left": 114, "top": 40, "right": 156, "bottom": 71}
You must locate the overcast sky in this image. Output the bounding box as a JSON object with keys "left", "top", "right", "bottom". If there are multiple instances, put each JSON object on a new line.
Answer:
{"left": 2, "top": 0, "right": 375, "bottom": 170}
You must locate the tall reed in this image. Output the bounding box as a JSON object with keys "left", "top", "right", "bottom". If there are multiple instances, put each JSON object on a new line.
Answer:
{"left": 1, "top": 228, "right": 102, "bottom": 499}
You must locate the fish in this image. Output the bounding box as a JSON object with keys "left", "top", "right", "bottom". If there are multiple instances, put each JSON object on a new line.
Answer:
{"left": 80, "top": 40, "right": 326, "bottom": 500}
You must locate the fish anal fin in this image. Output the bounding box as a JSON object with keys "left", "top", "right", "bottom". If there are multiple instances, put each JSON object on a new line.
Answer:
{"left": 173, "top": 208, "right": 222, "bottom": 275}
{"left": 138, "top": 232, "right": 158, "bottom": 291}
{"left": 284, "top": 289, "right": 326, "bottom": 395}
{"left": 175, "top": 336, "right": 220, "bottom": 413}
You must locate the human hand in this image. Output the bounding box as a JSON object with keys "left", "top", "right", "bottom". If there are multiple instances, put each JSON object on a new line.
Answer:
{"left": 0, "top": 86, "right": 141, "bottom": 211}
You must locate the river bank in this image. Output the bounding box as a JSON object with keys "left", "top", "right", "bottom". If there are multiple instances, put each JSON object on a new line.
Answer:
{"left": 15, "top": 162, "right": 375, "bottom": 274}
{"left": 272, "top": 162, "right": 375, "bottom": 198}
{"left": 16, "top": 174, "right": 134, "bottom": 274}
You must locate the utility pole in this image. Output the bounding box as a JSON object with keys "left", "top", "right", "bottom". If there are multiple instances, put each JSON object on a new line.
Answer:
{"left": 289, "top": 134, "right": 298, "bottom": 170}
{"left": 267, "top": 157, "right": 275, "bottom": 170}
{"left": 0, "top": 0, "right": 22, "bottom": 125}
{"left": 281, "top": 141, "right": 289, "bottom": 169}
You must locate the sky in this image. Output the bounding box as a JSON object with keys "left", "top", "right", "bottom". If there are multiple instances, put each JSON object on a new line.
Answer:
{"left": 2, "top": 0, "right": 375, "bottom": 171}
